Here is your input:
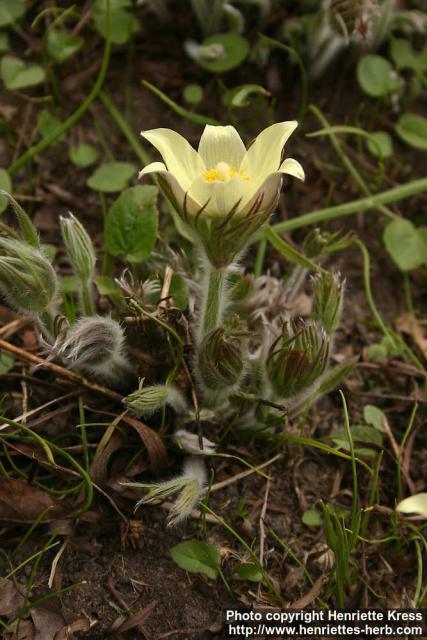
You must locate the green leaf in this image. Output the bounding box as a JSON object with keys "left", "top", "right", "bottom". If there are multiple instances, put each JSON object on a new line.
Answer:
{"left": 0, "top": 32, "right": 10, "bottom": 52}
{"left": 170, "top": 540, "right": 220, "bottom": 579}
{"left": 0, "top": 169, "right": 12, "bottom": 214}
{"left": 331, "top": 425, "right": 382, "bottom": 448}
{"left": 182, "top": 83, "right": 204, "bottom": 105}
{"left": 87, "top": 161, "right": 136, "bottom": 193}
{"left": 1, "top": 56, "right": 45, "bottom": 90}
{"left": 69, "top": 144, "right": 99, "bottom": 168}
{"left": 363, "top": 405, "right": 386, "bottom": 432}
{"left": 37, "top": 110, "right": 64, "bottom": 142}
{"left": 394, "top": 113, "right": 427, "bottom": 150}
{"left": 302, "top": 509, "right": 322, "bottom": 527}
{"left": 356, "top": 55, "right": 399, "bottom": 97}
{"left": 0, "top": 0, "right": 26, "bottom": 27}
{"left": 95, "top": 275, "right": 121, "bottom": 297}
{"left": 0, "top": 351, "right": 14, "bottom": 374}
{"left": 199, "top": 33, "right": 249, "bottom": 73}
{"left": 396, "top": 493, "right": 427, "bottom": 518}
{"left": 390, "top": 38, "right": 427, "bottom": 75}
{"left": 366, "top": 131, "right": 393, "bottom": 159}
{"left": 383, "top": 218, "right": 427, "bottom": 271}
{"left": 104, "top": 185, "right": 158, "bottom": 262}
{"left": 233, "top": 563, "right": 263, "bottom": 582}
{"left": 47, "top": 29, "right": 82, "bottom": 63}
{"left": 92, "top": 0, "right": 138, "bottom": 45}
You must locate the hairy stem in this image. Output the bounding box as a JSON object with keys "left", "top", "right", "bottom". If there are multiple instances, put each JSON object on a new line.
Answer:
{"left": 197, "top": 261, "right": 229, "bottom": 345}
{"left": 79, "top": 280, "right": 95, "bottom": 316}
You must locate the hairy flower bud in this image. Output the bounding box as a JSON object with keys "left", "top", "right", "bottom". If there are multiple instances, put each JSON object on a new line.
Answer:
{"left": 124, "top": 384, "right": 188, "bottom": 417}
{"left": 311, "top": 271, "right": 345, "bottom": 337}
{"left": 51, "top": 316, "right": 134, "bottom": 388}
{"left": 266, "top": 319, "right": 329, "bottom": 399}
{"left": 125, "top": 456, "right": 207, "bottom": 526}
{"left": 60, "top": 212, "right": 96, "bottom": 283}
{"left": 197, "top": 316, "right": 247, "bottom": 391}
{"left": 0, "top": 237, "right": 57, "bottom": 313}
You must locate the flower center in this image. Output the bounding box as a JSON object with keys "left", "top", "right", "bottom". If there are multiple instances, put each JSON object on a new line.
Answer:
{"left": 203, "top": 161, "right": 249, "bottom": 184}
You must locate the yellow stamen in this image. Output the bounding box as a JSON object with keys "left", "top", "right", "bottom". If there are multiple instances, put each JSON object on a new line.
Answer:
{"left": 203, "top": 161, "right": 249, "bottom": 184}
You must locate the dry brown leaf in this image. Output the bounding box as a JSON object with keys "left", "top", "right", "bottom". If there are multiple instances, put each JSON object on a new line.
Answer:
{"left": 0, "top": 579, "right": 24, "bottom": 617}
{"left": 30, "top": 605, "right": 66, "bottom": 640}
{"left": 395, "top": 313, "right": 427, "bottom": 360}
{"left": 90, "top": 432, "right": 123, "bottom": 486}
{"left": 120, "top": 415, "right": 169, "bottom": 472}
{"left": 0, "top": 478, "right": 66, "bottom": 523}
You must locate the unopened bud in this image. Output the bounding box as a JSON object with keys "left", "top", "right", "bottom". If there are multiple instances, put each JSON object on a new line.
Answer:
{"left": 267, "top": 319, "right": 329, "bottom": 399}
{"left": 52, "top": 316, "right": 133, "bottom": 387}
{"left": 197, "top": 316, "right": 247, "bottom": 391}
{"left": 0, "top": 237, "right": 57, "bottom": 313}
{"left": 124, "top": 384, "right": 187, "bottom": 417}
{"left": 125, "top": 456, "right": 207, "bottom": 526}
{"left": 60, "top": 212, "right": 96, "bottom": 283}
{"left": 311, "top": 271, "right": 345, "bottom": 337}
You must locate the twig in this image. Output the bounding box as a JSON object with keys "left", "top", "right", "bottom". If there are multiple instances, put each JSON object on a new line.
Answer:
{"left": 257, "top": 478, "right": 271, "bottom": 599}
{"left": 210, "top": 454, "right": 281, "bottom": 492}
{"left": 0, "top": 338, "right": 123, "bottom": 402}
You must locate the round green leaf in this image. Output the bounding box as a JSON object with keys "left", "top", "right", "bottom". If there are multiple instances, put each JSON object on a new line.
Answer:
{"left": 199, "top": 33, "right": 249, "bottom": 73}
{"left": 366, "top": 131, "right": 393, "bottom": 159}
{"left": 233, "top": 563, "right": 262, "bottom": 582}
{"left": 170, "top": 540, "right": 220, "bottom": 579}
{"left": 47, "top": 29, "right": 82, "bottom": 63}
{"left": 87, "top": 161, "right": 136, "bottom": 193}
{"left": 69, "top": 144, "right": 99, "bottom": 168}
{"left": 0, "top": 168, "right": 12, "bottom": 214}
{"left": 394, "top": 113, "right": 427, "bottom": 150}
{"left": 302, "top": 509, "right": 322, "bottom": 527}
{"left": 183, "top": 83, "right": 204, "bottom": 105}
{"left": 1, "top": 56, "right": 45, "bottom": 90}
{"left": 356, "top": 55, "right": 399, "bottom": 97}
{"left": 383, "top": 218, "right": 427, "bottom": 271}
{"left": 104, "top": 185, "right": 158, "bottom": 262}
{"left": 92, "top": 0, "right": 138, "bottom": 45}
{"left": 0, "top": 0, "right": 26, "bottom": 27}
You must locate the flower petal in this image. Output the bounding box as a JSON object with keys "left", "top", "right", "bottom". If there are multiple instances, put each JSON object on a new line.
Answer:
{"left": 241, "top": 173, "right": 282, "bottom": 214}
{"left": 141, "top": 128, "right": 205, "bottom": 189}
{"left": 240, "top": 121, "right": 298, "bottom": 191}
{"left": 279, "top": 157, "right": 305, "bottom": 181}
{"left": 188, "top": 175, "right": 248, "bottom": 219}
{"left": 198, "top": 125, "right": 247, "bottom": 169}
{"left": 139, "top": 162, "right": 201, "bottom": 216}
{"left": 138, "top": 161, "right": 168, "bottom": 178}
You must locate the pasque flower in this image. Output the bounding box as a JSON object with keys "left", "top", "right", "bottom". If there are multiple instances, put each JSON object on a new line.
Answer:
{"left": 139, "top": 123, "right": 304, "bottom": 266}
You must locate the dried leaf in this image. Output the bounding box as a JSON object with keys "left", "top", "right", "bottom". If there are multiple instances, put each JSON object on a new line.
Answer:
{"left": 90, "top": 431, "right": 123, "bottom": 485}
{"left": 30, "top": 604, "right": 66, "bottom": 640}
{"left": 121, "top": 415, "right": 169, "bottom": 472}
{"left": 395, "top": 313, "right": 427, "bottom": 360}
{"left": 0, "top": 579, "right": 24, "bottom": 616}
{"left": 0, "top": 478, "right": 66, "bottom": 523}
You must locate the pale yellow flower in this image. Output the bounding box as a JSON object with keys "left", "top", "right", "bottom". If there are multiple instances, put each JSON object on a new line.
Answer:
{"left": 139, "top": 122, "right": 304, "bottom": 220}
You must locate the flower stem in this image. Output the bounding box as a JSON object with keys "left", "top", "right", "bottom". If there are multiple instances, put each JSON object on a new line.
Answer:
{"left": 197, "top": 261, "right": 228, "bottom": 345}
{"left": 79, "top": 280, "right": 95, "bottom": 316}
